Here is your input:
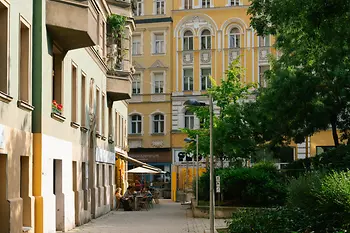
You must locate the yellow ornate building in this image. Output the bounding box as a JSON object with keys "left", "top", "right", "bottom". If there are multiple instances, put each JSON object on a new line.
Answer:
{"left": 131, "top": 0, "right": 336, "bottom": 200}
{"left": 128, "top": 0, "right": 173, "bottom": 189}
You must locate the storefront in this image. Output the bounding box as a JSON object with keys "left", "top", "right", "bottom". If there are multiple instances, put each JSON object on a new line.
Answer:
{"left": 128, "top": 148, "right": 172, "bottom": 198}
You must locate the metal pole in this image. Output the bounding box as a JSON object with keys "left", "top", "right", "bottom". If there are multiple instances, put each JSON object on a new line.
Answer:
{"left": 186, "top": 159, "right": 189, "bottom": 202}
{"left": 209, "top": 94, "right": 215, "bottom": 233}
{"left": 196, "top": 134, "right": 199, "bottom": 207}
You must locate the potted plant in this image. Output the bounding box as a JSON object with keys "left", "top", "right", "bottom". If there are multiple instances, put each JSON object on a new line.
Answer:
{"left": 52, "top": 100, "right": 63, "bottom": 115}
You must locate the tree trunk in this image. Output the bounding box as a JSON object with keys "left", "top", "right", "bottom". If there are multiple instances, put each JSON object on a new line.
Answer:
{"left": 330, "top": 115, "right": 340, "bottom": 147}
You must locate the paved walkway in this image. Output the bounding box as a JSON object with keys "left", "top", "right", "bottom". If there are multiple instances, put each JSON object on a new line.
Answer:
{"left": 67, "top": 199, "right": 228, "bottom": 233}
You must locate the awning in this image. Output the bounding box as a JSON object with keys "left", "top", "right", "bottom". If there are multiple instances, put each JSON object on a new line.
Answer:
{"left": 115, "top": 148, "right": 163, "bottom": 173}
{"left": 127, "top": 167, "right": 160, "bottom": 174}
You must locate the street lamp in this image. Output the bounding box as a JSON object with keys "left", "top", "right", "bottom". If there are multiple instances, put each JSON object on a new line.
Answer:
{"left": 184, "top": 95, "right": 215, "bottom": 233}
{"left": 184, "top": 135, "right": 199, "bottom": 207}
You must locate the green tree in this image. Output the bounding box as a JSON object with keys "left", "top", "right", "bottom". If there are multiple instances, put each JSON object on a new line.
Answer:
{"left": 248, "top": 0, "right": 350, "bottom": 146}
{"left": 182, "top": 60, "right": 257, "bottom": 163}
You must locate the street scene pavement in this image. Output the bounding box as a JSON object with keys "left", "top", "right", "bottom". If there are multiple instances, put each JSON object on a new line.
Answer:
{"left": 67, "top": 200, "right": 228, "bottom": 233}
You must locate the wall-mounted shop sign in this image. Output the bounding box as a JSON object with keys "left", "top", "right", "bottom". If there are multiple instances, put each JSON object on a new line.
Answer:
{"left": 95, "top": 147, "right": 115, "bottom": 164}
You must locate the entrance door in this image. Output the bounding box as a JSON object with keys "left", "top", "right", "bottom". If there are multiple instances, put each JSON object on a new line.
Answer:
{"left": 54, "top": 159, "right": 64, "bottom": 231}
{"left": 0, "top": 154, "right": 8, "bottom": 231}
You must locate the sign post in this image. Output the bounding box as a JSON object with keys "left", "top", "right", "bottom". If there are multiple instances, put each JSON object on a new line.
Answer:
{"left": 216, "top": 176, "right": 220, "bottom": 206}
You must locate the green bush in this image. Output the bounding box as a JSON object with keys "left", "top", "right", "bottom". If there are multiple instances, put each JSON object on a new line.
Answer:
{"left": 198, "top": 163, "right": 286, "bottom": 207}
{"left": 284, "top": 144, "right": 350, "bottom": 177}
{"left": 228, "top": 170, "right": 350, "bottom": 233}
{"left": 228, "top": 207, "right": 307, "bottom": 233}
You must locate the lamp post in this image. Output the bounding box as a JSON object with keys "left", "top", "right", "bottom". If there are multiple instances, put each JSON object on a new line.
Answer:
{"left": 184, "top": 134, "right": 199, "bottom": 206}
{"left": 184, "top": 95, "right": 215, "bottom": 233}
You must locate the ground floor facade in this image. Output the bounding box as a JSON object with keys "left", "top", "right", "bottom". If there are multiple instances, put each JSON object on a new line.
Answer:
{"left": 33, "top": 134, "right": 116, "bottom": 233}
{"left": 0, "top": 124, "right": 34, "bottom": 233}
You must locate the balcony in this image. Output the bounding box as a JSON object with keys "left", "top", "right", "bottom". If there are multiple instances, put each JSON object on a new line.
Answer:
{"left": 106, "top": 71, "right": 132, "bottom": 101}
{"left": 46, "top": 0, "right": 98, "bottom": 51}
{"left": 106, "top": 0, "right": 132, "bottom": 8}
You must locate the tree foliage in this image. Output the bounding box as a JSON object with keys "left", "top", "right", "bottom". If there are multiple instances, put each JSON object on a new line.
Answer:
{"left": 249, "top": 0, "right": 350, "bottom": 147}
{"left": 182, "top": 60, "right": 257, "bottom": 162}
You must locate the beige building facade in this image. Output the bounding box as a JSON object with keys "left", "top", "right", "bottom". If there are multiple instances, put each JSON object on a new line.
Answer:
{"left": 0, "top": 0, "right": 134, "bottom": 232}
{"left": 0, "top": 0, "right": 35, "bottom": 232}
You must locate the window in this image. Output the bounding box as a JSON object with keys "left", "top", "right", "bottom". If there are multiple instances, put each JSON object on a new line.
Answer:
{"left": 183, "top": 30, "right": 193, "bottom": 51}
{"left": 184, "top": 0, "right": 192, "bottom": 9}
{"left": 259, "top": 65, "right": 269, "bottom": 87}
{"left": 156, "top": 0, "right": 165, "bottom": 15}
{"left": 115, "top": 112, "right": 119, "bottom": 144}
{"left": 102, "top": 93, "right": 106, "bottom": 136}
{"left": 52, "top": 46, "right": 64, "bottom": 110}
{"left": 201, "top": 68, "right": 211, "bottom": 90}
{"left": 136, "top": 0, "right": 143, "bottom": 16}
{"left": 81, "top": 73, "right": 86, "bottom": 126}
{"left": 153, "top": 73, "right": 164, "bottom": 93}
{"left": 132, "top": 35, "right": 141, "bottom": 55}
{"left": 154, "top": 33, "right": 165, "bottom": 54}
{"left": 71, "top": 64, "right": 77, "bottom": 122}
{"left": 231, "top": 0, "right": 239, "bottom": 6}
{"left": 259, "top": 36, "right": 270, "bottom": 47}
{"left": 183, "top": 69, "right": 193, "bottom": 91}
{"left": 19, "top": 20, "right": 30, "bottom": 102}
{"left": 96, "top": 88, "right": 100, "bottom": 133}
{"left": 0, "top": 3, "right": 8, "bottom": 94}
{"left": 98, "top": 16, "right": 106, "bottom": 57}
{"left": 184, "top": 110, "right": 195, "bottom": 129}
{"left": 132, "top": 74, "right": 141, "bottom": 94}
{"left": 201, "top": 30, "right": 211, "bottom": 50}
{"left": 153, "top": 114, "right": 164, "bottom": 133}
{"left": 229, "top": 27, "right": 240, "bottom": 48}
{"left": 202, "top": 0, "right": 210, "bottom": 8}
{"left": 131, "top": 115, "right": 142, "bottom": 134}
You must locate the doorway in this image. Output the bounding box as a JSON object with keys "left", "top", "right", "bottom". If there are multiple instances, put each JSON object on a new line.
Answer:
{"left": 53, "top": 159, "right": 64, "bottom": 231}
{"left": 0, "top": 154, "right": 8, "bottom": 231}
{"left": 20, "top": 156, "right": 30, "bottom": 227}
{"left": 72, "top": 161, "right": 79, "bottom": 225}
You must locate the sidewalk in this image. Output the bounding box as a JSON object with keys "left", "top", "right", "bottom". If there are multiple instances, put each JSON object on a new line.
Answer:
{"left": 67, "top": 199, "right": 228, "bottom": 233}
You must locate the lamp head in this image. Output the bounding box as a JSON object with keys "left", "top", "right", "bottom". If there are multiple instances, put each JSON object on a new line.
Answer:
{"left": 184, "top": 137, "right": 195, "bottom": 143}
{"left": 183, "top": 99, "right": 206, "bottom": 107}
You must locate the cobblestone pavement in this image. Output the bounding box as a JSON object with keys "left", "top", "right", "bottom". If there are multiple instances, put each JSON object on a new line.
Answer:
{"left": 67, "top": 199, "right": 228, "bottom": 233}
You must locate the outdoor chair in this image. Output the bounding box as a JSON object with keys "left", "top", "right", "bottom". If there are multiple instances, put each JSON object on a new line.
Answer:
{"left": 138, "top": 198, "right": 149, "bottom": 211}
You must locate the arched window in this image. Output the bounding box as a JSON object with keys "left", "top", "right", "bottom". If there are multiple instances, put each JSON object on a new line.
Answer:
{"left": 153, "top": 114, "right": 164, "bottom": 133}
{"left": 131, "top": 114, "right": 142, "bottom": 134}
{"left": 201, "top": 29, "right": 211, "bottom": 50}
{"left": 183, "top": 30, "right": 193, "bottom": 51}
{"left": 229, "top": 27, "right": 240, "bottom": 48}
{"left": 184, "top": 110, "right": 195, "bottom": 129}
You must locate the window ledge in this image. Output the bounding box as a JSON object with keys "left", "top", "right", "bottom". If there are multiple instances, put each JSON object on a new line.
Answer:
{"left": 96, "top": 132, "right": 102, "bottom": 138}
{"left": 152, "top": 53, "right": 166, "bottom": 55}
{"left": 129, "top": 133, "right": 142, "bottom": 136}
{"left": 17, "top": 100, "right": 34, "bottom": 112}
{"left": 51, "top": 112, "right": 66, "bottom": 122}
{"left": 80, "top": 126, "right": 89, "bottom": 133}
{"left": 70, "top": 121, "right": 80, "bottom": 129}
{"left": 151, "top": 133, "right": 165, "bottom": 136}
{"left": 101, "top": 135, "right": 107, "bottom": 141}
{"left": 0, "top": 91, "right": 13, "bottom": 103}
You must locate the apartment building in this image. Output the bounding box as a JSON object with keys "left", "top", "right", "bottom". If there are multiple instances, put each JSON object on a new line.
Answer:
{"left": 0, "top": 0, "right": 34, "bottom": 232}
{"left": 128, "top": 0, "right": 173, "bottom": 185}
{"left": 0, "top": 0, "right": 134, "bottom": 232}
